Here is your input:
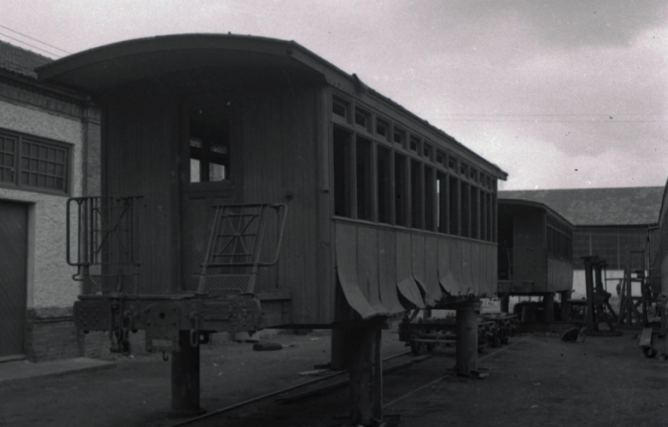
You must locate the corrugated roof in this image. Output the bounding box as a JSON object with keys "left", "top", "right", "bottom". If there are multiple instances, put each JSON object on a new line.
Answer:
{"left": 499, "top": 187, "right": 664, "bottom": 226}
{"left": 0, "top": 40, "right": 52, "bottom": 79}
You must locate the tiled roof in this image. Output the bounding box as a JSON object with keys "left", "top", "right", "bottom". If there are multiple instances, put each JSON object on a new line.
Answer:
{"left": 0, "top": 40, "right": 52, "bottom": 79}
{"left": 499, "top": 187, "right": 664, "bottom": 226}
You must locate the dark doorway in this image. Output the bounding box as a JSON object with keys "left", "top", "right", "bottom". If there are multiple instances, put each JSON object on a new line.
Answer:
{"left": 0, "top": 200, "right": 28, "bottom": 358}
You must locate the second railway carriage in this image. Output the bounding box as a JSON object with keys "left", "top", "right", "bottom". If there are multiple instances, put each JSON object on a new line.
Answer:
{"left": 37, "top": 34, "right": 507, "bottom": 424}
{"left": 497, "top": 198, "right": 574, "bottom": 322}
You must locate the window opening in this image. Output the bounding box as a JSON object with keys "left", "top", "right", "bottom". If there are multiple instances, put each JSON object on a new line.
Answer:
{"left": 487, "top": 193, "right": 493, "bottom": 241}
{"left": 393, "top": 128, "right": 406, "bottom": 147}
{"left": 423, "top": 143, "right": 432, "bottom": 159}
{"left": 424, "top": 166, "right": 435, "bottom": 231}
{"left": 333, "top": 96, "right": 349, "bottom": 120}
{"left": 0, "top": 129, "right": 71, "bottom": 194}
{"left": 448, "top": 156, "right": 458, "bottom": 172}
{"left": 394, "top": 153, "right": 408, "bottom": 226}
{"left": 189, "top": 106, "right": 230, "bottom": 183}
{"left": 411, "top": 159, "right": 423, "bottom": 229}
{"left": 377, "top": 145, "right": 392, "bottom": 224}
{"left": 437, "top": 172, "right": 448, "bottom": 234}
{"left": 376, "top": 119, "right": 389, "bottom": 139}
{"left": 409, "top": 136, "right": 419, "bottom": 153}
{"left": 448, "top": 176, "right": 459, "bottom": 235}
{"left": 355, "top": 108, "right": 371, "bottom": 131}
{"left": 460, "top": 162, "right": 469, "bottom": 177}
{"left": 461, "top": 182, "right": 470, "bottom": 237}
{"left": 0, "top": 134, "right": 17, "bottom": 183}
{"left": 356, "top": 136, "right": 373, "bottom": 220}
{"left": 471, "top": 187, "right": 479, "bottom": 239}
{"left": 436, "top": 151, "right": 445, "bottom": 165}
{"left": 333, "top": 127, "right": 353, "bottom": 217}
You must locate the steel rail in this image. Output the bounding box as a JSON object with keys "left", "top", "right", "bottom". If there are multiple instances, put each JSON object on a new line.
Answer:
{"left": 168, "top": 349, "right": 413, "bottom": 427}
{"left": 382, "top": 333, "right": 533, "bottom": 409}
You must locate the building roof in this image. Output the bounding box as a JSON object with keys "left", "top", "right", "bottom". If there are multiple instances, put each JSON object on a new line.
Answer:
{"left": 0, "top": 40, "right": 52, "bottom": 79}
{"left": 499, "top": 187, "right": 664, "bottom": 227}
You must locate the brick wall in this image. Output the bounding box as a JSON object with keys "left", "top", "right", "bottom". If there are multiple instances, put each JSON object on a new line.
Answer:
{"left": 25, "top": 307, "right": 81, "bottom": 361}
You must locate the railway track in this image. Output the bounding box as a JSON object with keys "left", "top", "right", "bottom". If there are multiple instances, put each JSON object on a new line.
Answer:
{"left": 167, "top": 335, "right": 531, "bottom": 427}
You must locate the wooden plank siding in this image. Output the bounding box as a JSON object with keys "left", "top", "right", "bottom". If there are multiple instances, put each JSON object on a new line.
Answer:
{"left": 242, "top": 88, "right": 322, "bottom": 324}
{"left": 547, "top": 257, "right": 573, "bottom": 292}
{"left": 103, "top": 87, "right": 180, "bottom": 294}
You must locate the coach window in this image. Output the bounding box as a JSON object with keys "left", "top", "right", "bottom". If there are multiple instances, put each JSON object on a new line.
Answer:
{"left": 393, "top": 127, "right": 406, "bottom": 149}
{"left": 394, "top": 153, "right": 408, "bottom": 226}
{"left": 424, "top": 166, "right": 436, "bottom": 231}
{"left": 436, "top": 151, "right": 445, "bottom": 167}
{"left": 355, "top": 107, "right": 372, "bottom": 133}
{"left": 423, "top": 143, "right": 432, "bottom": 160}
{"left": 376, "top": 119, "right": 390, "bottom": 141}
{"left": 436, "top": 171, "right": 449, "bottom": 234}
{"left": 332, "top": 96, "right": 350, "bottom": 122}
{"left": 189, "top": 107, "right": 230, "bottom": 183}
{"left": 471, "top": 186, "right": 479, "bottom": 239}
{"left": 409, "top": 136, "right": 419, "bottom": 154}
{"left": 411, "top": 158, "right": 424, "bottom": 229}
{"left": 377, "top": 145, "right": 393, "bottom": 224}
{"left": 461, "top": 182, "right": 470, "bottom": 238}
{"left": 449, "top": 175, "right": 459, "bottom": 235}
{"left": 333, "top": 127, "right": 353, "bottom": 217}
{"left": 478, "top": 189, "right": 487, "bottom": 240}
{"left": 487, "top": 192, "right": 494, "bottom": 241}
{"left": 356, "top": 136, "right": 374, "bottom": 220}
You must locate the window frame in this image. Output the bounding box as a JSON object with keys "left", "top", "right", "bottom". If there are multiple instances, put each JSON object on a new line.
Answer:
{"left": 0, "top": 128, "right": 73, "bottom": 196}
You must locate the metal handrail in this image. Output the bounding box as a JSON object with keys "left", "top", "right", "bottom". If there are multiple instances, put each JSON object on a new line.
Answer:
{"left": 200, "top": 203, "right": 288, "bottom": 268}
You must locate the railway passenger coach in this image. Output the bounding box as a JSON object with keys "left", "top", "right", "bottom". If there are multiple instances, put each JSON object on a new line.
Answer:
{"left": 497, "top": 198, "right": 574, "bottom": 322}
{"left": 37, "top": 34, "right": 507, "bottom": 425}
{"left": 658, "top": 181, "right": 668, "bottom": 298}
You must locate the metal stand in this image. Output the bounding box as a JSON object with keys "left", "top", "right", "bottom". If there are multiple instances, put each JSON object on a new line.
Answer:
{"left": 543, "top": 293, "right": 555, "bottom": 324}
{"left": 170, "top": 331, "right": 204, "bottom": 417}
{"left": 456, "top": 301, "right": 479, "bottom": 376}
{"left": 349, "top": 327, "right": 383, "bottom": 426}
{"left": 331, "top": 329, "right": 352, "bottom": 370}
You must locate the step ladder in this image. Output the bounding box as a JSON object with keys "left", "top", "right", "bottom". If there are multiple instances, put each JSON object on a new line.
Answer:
{"left": 196, "top": 203, "right": 287, "bottom": 295}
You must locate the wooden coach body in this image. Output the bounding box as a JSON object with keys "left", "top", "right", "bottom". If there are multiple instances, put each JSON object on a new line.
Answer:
{"left": 657, "top": 181, "right": 668, "bottom": 295}
{"left": 38, "top": 34, "right": 507, "bottom": 328}
{"left": 497, "top": 198, "right": 573, "bottom": 296}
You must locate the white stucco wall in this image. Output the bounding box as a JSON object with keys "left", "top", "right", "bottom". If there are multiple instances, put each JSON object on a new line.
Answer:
{"left": 0, "top": 99, "right": 84, "bottom": 309}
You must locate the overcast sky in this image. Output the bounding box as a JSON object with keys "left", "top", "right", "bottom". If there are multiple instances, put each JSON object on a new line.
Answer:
{"left": 3, "top": 0, "right": 667, "bottom": 190}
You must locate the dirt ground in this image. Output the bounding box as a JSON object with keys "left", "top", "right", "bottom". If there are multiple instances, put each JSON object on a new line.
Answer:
{"left": 1, "top": 327, "right": 668, "bottom": 427}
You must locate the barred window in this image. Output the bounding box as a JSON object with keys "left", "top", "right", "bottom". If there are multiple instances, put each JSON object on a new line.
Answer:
{"left": 0, "top": 129, "right": 71, "bottom": 194}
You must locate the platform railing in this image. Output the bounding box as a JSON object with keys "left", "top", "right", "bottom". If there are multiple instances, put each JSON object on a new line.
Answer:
{"left": 67, "top": 196, "right": 143, "bottom": 295}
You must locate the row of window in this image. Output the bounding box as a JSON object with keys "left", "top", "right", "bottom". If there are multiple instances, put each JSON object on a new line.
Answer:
{"left": 0, "top": 129, "right": 71, "bottom": 194}
{"left": 332, "top": 96, "right": 497, "bottom": 242}
{"left": 546, "top": 214, "right": 573, "bottom": 260}
{"left": 333, "top": 95, "right": 496, "bottom": 191}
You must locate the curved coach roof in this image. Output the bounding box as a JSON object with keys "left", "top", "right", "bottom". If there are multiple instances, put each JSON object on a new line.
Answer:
{"left": 37, "top": 33, "right": 507, "bottom": 179}
{"left": 499, "top": 198, "right": 573, "bottom": 228}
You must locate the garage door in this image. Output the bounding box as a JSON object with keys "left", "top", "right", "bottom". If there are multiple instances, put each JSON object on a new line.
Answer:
{"left": 0, "top": 200, "right": 28, "bottom": 358}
